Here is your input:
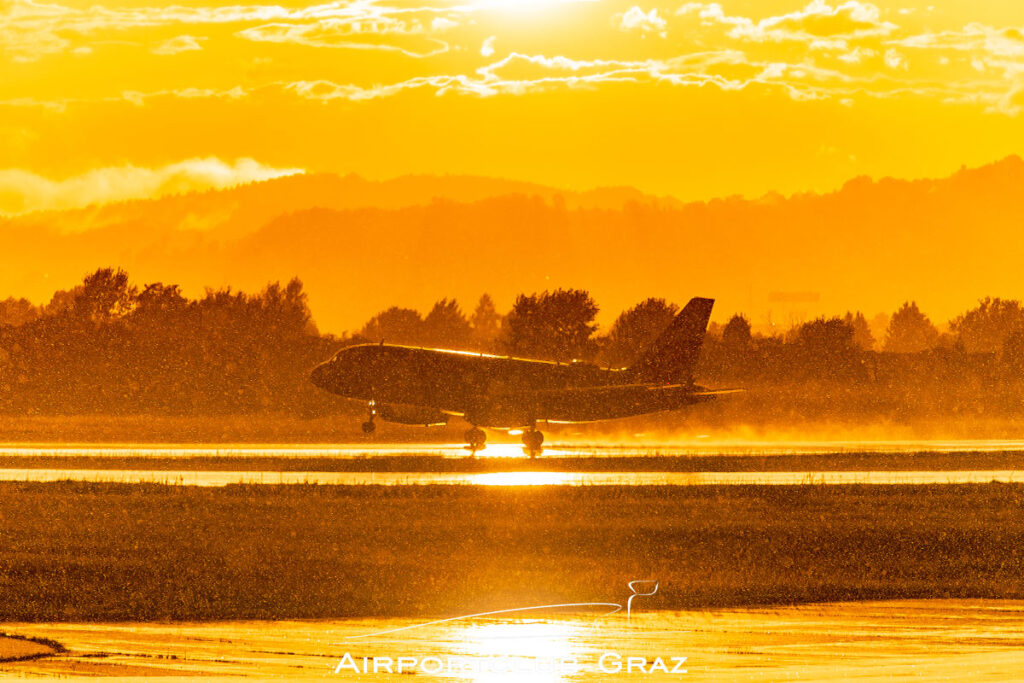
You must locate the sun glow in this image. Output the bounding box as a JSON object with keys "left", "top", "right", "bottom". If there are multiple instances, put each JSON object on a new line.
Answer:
{"left": 471, "top": 443, "right": 532, "bottom": 459}
{"left": 470, "top": 471, "right": 578, "bottom": 486}
{"left": 4, "top": 0, "right": 1024, "bottom": 330}
{"left": 472, "top": 443, "right": 572, "bottom": 459}
{"left": 453, "top": 619, "right": 585, "bottom": 682}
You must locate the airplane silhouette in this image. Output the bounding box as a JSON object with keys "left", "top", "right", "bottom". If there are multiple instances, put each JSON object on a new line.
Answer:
{"left": 310, "top": 297, "right": 738, "bottom": 455}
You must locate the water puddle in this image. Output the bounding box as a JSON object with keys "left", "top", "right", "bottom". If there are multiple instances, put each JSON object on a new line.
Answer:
{"left": 4, "top": 600, "right": 1024, "bottom": 680}
{"left": 0, "top": 468, "right": 1019, "bottom": 486}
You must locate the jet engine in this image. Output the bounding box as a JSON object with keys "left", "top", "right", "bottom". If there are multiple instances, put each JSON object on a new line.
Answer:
{"left": 377, "top": 403, "right": 449, "bottom": 426}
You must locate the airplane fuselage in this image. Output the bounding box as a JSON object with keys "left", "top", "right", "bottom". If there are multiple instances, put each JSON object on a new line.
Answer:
{"left": 310, "top": 343, "right": 713, "bottom": 429}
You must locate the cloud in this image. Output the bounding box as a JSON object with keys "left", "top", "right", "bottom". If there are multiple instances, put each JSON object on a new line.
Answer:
{"left": 0, "top": 84, "right": 250, "bottom": 110}
{"left": 616, "top": 6, "right": 667, "bottom": 37}
{"left": 5, "top": 0, "right": 1024, "bottom": 119}
{"left": 0, "top": 0, "right": 73, "bottom": 61}
{"left": 894, "top": 24, "right": 1024, "bottom": 59}
{"left": 0, "top": 158, "right": 303, "bottom": 214}
{"left": 274, "top": 46, "right": 1022, "bottom": 117}
{"left": 4, "top": 40, "right": 1017, "bottom": 120}
{"left": 0, "top": 0, "right": 463, "bottom": 61}
{"left": 120, "top": 86, "right": 247, "bottom": 106}
{"left": 480, "top": 35, "right": 495, "bottom": 57}
{"left": 430, "top": 16, "right": 457, "bottom": 31}
{"left": 836, "top": 46, "right": 875, "bottom": 63}
{"left": 994, "top": 84, "right": 1024, "bottom": 116}
{"left": 282, "top": 50, "right": 861, "bottom": 103}
{"left": 152, "top": 35, "right": 205, "bottom": 55}
{"left": 677, "top": 1, "right": 897, "bottom": 49}
{"left": 236, "top": 19, "right": 450, "bottom": 58}
{"left": 883, "top": 48, "right": 904, "bottom": 69}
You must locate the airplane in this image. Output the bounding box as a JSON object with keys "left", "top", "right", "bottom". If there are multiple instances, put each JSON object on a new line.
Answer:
{"left": 310, "top": 297, "right": 738, "bottom": 456}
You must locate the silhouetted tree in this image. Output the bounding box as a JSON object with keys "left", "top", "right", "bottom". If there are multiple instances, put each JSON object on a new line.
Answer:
{"left": 0, "top": 269, "right": 333, "bottom": 416}
{"left": 0, "top": 298, "right": 40, "bottom": 327}
{"left": 7, "top": 267, "right": 1024, "bottom": 423}
{"left": 469, "top": 294, "right": 502, "bottom": 350}
{"left": 702, "top": 313, "right": 756, "bottom": 381}
{"left": 601, "top": 298, "right": 679, "bottom": 368}
{"left": 359, "top": 307, "right": 423, "bottom": 345}
{"left": 868, "top": 312, "right": 889, "bottom": 347}
{"left": 73, "top": 267, "right": 137, "bottom": 323}
{"left": 951, "top": 297, "right": 1024, "bottom": 353}
{"left": 793, "top": 317, "right": 860, "bottom": 380}
{"left": 135, "top": 283, "right": 187, "bottom": 316}
{"left": 259, "top": 279, "right": 317, "bottom": 337}
{"left": 44, "top": 287, "right": 79, "bottom": 316}
{"left": 502, "top": 289, "right": 599, "bottom": 362}
{"left": 884, "top": 302, "right": 939, "bottom": 353}
{"left": 844, "top": 311, "right": 875, "bottom": 351}
{"left": 422, "top": 298, "right": 471, "bottom": 348}
{"left": 1003, "top": 329, "right": 1024, "bottom": 375}
{"left": 722, "top": 314, "right": 752, "bottom": 349}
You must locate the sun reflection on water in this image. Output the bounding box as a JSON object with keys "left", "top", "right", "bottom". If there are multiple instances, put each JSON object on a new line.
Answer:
{"left": 474, "top": 443, "right": 531, "bottom": 459}
{"left": 470, "top": 471, "right": 579, "bottom": 486}
{"left": 472, "top": 443, "right": 572, "bottom": 459}
{"left": 450, "top": 619, "right": 586, "bottom": 682}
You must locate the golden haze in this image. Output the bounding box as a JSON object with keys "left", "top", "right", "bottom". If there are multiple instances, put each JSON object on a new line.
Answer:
{"left": 4, "top": 0, "right": 1024, "bottom": 330}
{"left": 1, "top": 158, "right": 1023, "bottom": 334}
{"left": 3, "top": 0, "right": 1024, "bottom": 200}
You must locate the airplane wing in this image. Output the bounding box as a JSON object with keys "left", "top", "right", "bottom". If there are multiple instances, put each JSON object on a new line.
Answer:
{"left": 518, "top": 384, "right": 744, "bottom": 422}
{"left": 689, "top": 388, "right": 746, "bottom": 397}
{"left": 530, "top": 384, "right": 745, "bottom": 399}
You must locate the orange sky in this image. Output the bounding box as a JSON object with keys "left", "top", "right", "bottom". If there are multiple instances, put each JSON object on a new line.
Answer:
{"left": 4, "top": 0, "right": 1024, "bottom": 211}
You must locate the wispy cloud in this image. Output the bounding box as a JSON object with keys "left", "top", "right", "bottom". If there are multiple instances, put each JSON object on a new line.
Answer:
{"left": 152, "top": 34, "right": 205, "bottom": 55}
{"left": 677, "top": 0, "right": 897, "bottom": 50}
{"left": 1, "top": 46, "right": 1010, "bottom": 116}
{"left": 0, "top": 0, "right": 465, "bottom": 60}
{"left": 0, "top": 157, "right": 303, "bottom": 214}
{"left": 616, "top": 6, "right": 667, "bottom": 37}
{"left": 280, "top": 50, "right": 857, "bottom": 102}
{"left": 237, "top": 20, "right": 450, "bottom": 58}
{"left": 4, "top": 0, "right": 1024, "bottom": 118}
{"left": 893, "top": 24, "right": 1024, "bottom": 59}
{"left": 480, "top": 35, "right": 495, "bottom": 57}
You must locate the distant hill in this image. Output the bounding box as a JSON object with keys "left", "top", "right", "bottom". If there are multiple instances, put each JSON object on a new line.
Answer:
{"left": 3, "top": 172, "right": 671, "bottom": 240}
{"left": 3, "top": 157, "right": 1023, "bottom": 333}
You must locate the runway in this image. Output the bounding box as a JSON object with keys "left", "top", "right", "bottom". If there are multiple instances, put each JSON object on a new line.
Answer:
{"left": 1, "top": 441, "right": 1024, "bottom": 485}
{"left": 4, "top": 439, "right": 1024, "bottom": 458}
{"left": 5, "top": 601, "right": 1024, "bottom": 680}
{"left": 1, "top": 467, "right": 1022, "bottom": 486}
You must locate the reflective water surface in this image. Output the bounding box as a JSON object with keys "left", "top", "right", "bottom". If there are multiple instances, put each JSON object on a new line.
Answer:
{"left": 1, "top": 468, "right": 1022, "bottom": 486}
{"left": 3, "top": 442, "right": 1023, "bottom": 485}
{"left": 5, "top": 439, "right": 1024, "bottom": 458}
{"left": 5, "top": 601, "right": 1024, "bottom": 680}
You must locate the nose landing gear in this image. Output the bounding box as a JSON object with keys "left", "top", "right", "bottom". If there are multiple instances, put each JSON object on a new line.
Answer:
{"left": 464, "top": 427, "right": 487, "bottom": 455}
{"left": 521, "top": 428, "right": 544, "bottom": 458}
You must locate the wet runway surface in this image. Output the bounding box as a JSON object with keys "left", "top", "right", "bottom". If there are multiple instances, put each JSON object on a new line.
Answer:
{"left": 5, "top": 439, "right": 1024, "bottom": 458}
{"left": 1, "top": 468, "right": 1023, "bottom": 486}
{"left": 5, "top": 600, "right": 1024, "bottom": 680}
{"left": 3, "top": 441, "right": 1024, "bottom": 485}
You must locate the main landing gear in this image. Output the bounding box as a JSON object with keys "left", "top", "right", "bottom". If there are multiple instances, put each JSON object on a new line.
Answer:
{"left": 464, "top": 427, "right": 487, "bottom": 455}
{"left": 521, "top": 428, "right": 544, "bottom": 458}
{"left": 362, "top": 401, "right": 377, "bottom": 435}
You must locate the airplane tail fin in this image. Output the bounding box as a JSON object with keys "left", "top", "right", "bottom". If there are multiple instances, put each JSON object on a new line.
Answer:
{"left": 630, "top": 297, "right": 714, "bottom": 385}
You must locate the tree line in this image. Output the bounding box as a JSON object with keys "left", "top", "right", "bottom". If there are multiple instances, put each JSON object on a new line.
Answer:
{"left": 0, "top": 268, "right": 1022, "bottom": 417}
